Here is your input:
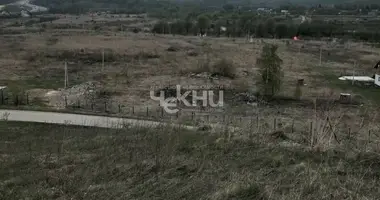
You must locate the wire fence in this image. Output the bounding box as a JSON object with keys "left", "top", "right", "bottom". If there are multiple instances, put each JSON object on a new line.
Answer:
{"left": 1, "top": 90, "right": 380, "bottom": 145}
{"left": 0, "top": 90, "right": 311, "bottom": 131}
{"left": 0, "top": 90, "right": 234, "bottom": 122}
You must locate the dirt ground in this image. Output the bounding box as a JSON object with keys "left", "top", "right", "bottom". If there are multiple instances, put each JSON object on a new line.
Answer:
{"left": 3, "top": 121, "right": 380, "bottom": 200}
{"left": 2, "top": 13, "right": 380, "bottom": 200}
{"left": 0, "top": 13, "right": 380, "bottom": 130}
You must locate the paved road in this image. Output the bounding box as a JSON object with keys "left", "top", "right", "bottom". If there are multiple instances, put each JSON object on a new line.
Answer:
{"left": 0, "top": 109, "right": 197, "bottom": 130}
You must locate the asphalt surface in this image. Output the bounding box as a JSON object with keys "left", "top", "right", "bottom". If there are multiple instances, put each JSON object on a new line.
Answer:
{"left": 0, "top": 109, "right": 197, "bottom": 130}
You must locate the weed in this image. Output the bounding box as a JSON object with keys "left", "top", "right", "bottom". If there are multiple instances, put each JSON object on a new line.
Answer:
{"left": 211, "top": 58, "right": 236, "bottom": 79}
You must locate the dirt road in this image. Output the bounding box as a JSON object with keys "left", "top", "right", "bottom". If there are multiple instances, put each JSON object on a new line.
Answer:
{"left": 0, "top": 109, "right": 197, "bottom": 130}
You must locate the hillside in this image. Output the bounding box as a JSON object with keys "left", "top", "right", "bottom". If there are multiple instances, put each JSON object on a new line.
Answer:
{"left": 2, "top": 121, "right": 380, "bottom": 199}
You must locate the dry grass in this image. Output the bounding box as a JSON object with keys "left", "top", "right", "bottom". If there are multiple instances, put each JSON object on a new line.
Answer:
{"left": 191, "top": 57, "right": 237, "bottom": 79}
{"left": 211, "top": 58, "right": 237, "bottom": 79}
{"left": 1, "top": 13, "right": 380, "bottom": 199}
{"left": 1, "top": 121, "right": 380, "bottom": 199}
{"left": 0, "top": 18, "right": 380, "bottom": 125}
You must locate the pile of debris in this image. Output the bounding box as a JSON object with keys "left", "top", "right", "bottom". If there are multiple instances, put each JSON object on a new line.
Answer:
{"left": 190, "top": 72, "right": 220, "bottom": 80}
{"left": 42, "top": 81, "right": 102, "bottom": 109}
{"left": 234, "top": 92, "right": 259, "bottom": 106}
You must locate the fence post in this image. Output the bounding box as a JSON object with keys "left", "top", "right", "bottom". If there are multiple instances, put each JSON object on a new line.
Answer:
{"left": 118, "top": 104, "right": 121, "bottom": 113}
{"left": 368, "top": 130, "right": 371, "bottom": 150}
{"left": 132, "top": 106, "right": 135, "bottom": 114}
{"left": 310, "top": 121, "right": 313, "bottom": 147}
{"left": 21, "top": 92, "right": 24, "bottom": 105}
{"left": 1, "top": 90, "right": 3, "bottom": 105}
{"left": 65, "top": 96, "right": 67, "bottom": 108}
{"left": 291, "top": 120, "right": 294, "bottom": 133}
{"left": 250, "top": 116, "right": 253, "bottom": 132}
{"left": 104, "top": 101, "right": 107, "bottom": 112}
{"left": 273, "top": 118, "right": 277, "bottom": 130}
{"left": 26, "top": 92, "right": 29, "bottom": 105}
{"left": 146, "top": 107, "right": 149, "bottom": 117}
{"left": 256, "top": 115, "right": 259, "bottom": 130}
{"left": 348, "top": 127, "right": 351, "bottom": 138}
{"left": 91, "top": 102, "right": 94, "bottom": 110}
{"left": 15, "top": 95, "right": 18, "bottom": 106}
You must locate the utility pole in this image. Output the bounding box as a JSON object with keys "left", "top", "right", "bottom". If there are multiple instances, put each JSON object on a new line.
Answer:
{"left": 319, "top": 45, "right": 322, "bottom": 66}
{"left": 102, "top": 49, "right": 105, "bottom": 71}
{"left": 352, "top": 61, "right": 356, "bottom": 85}
{"left": 64, "top": 61, "right": 68, "bottom": 88}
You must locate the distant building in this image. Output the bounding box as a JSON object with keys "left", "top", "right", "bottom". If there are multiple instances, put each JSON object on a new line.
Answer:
{"left": 0, "top": 11, "right": 9, "bottom": 16}
{"left": 375, "top": 61, "right": 380, "bottom": 69}
{"left": 281, "top": 10, "right": 289, "bottom": 14}
{"left": 373, "top": 61, "right": 380, "bottom": 86}
{"left": 20, "top": 10, "right": 30, "bottom": 17}
{"left": 368, "top": 10, "right": 378, "bottom": 16}
{"left": 375, "top": 74, "right": 380, "bottom": 86}
{"left": 257, "top": 8, "right": 272, "bottom": 13}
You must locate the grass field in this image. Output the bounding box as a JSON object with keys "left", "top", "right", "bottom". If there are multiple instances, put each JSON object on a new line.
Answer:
{"left": 0, "top": 13, "right": 379, "bottom": 132}
{"left": 1, "top": 31, "right": 379, "bottom": 115}
{"left": 1, "top": 11, "right": 380, "bottom": 200}
{"left": 1, "top": 121, "right": 380, "bottom": 199}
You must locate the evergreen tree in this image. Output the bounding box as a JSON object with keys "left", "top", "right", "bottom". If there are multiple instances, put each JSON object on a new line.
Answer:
{"left": 197, "top": 15, "right": 210, "bottom": 35}
{"left": 256, "top": 44, "right": 283, "bottom": 98}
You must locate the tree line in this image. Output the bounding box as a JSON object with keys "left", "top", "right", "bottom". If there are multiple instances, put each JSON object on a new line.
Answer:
{"left": 152, "top": 14, "right": 380, "bottom": 42}
{"left": 32, "top": 0, "right": 380, "bottom": 42}
{"left": 33, "top": 0, "right": 380, "bottom": 16}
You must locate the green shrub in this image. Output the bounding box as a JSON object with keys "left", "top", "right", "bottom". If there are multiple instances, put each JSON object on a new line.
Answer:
{"left": 211, "top": 58, "right": 236, "bottom": 79}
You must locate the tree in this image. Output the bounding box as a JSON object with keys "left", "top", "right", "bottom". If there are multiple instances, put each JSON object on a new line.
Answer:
{"left": 275, "top": 23, "right": 288, "bottom": 38}
{"left": 239, "top": 13, "right": 255, "bottom": 37}
{"left": 287, "top": 24, "right": 298, "bottom": 38}
{"left": 294, "top": 83, "right": 302, "bottom": 100}
{"left": 230, "top": 14, "right": 240, "bottom": 37}
{"left": 184, "top": 19, "right": 193, "bottom": 35}
{"left": 197, "top": 15, "right": 210, "bottom": 35}
{"left": 255, "top": 23, "right": 266, "bottom": 38}
{"left": 152, "top": 21, "right": 170, "bottom": 34}
{"left": 170, "top": 20, "right": 186, "bottom": 35}
{"left": 222, "top": 4, "right": 234, "bottom": 12}
{"left": 213, "top": 19, "right": 225, "bottom": 37}
{"left": 256, "top": 44, "right": 283, "bottom": 98}
{"left": 265, "top": 18, "right": 276, "bottom": 38}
